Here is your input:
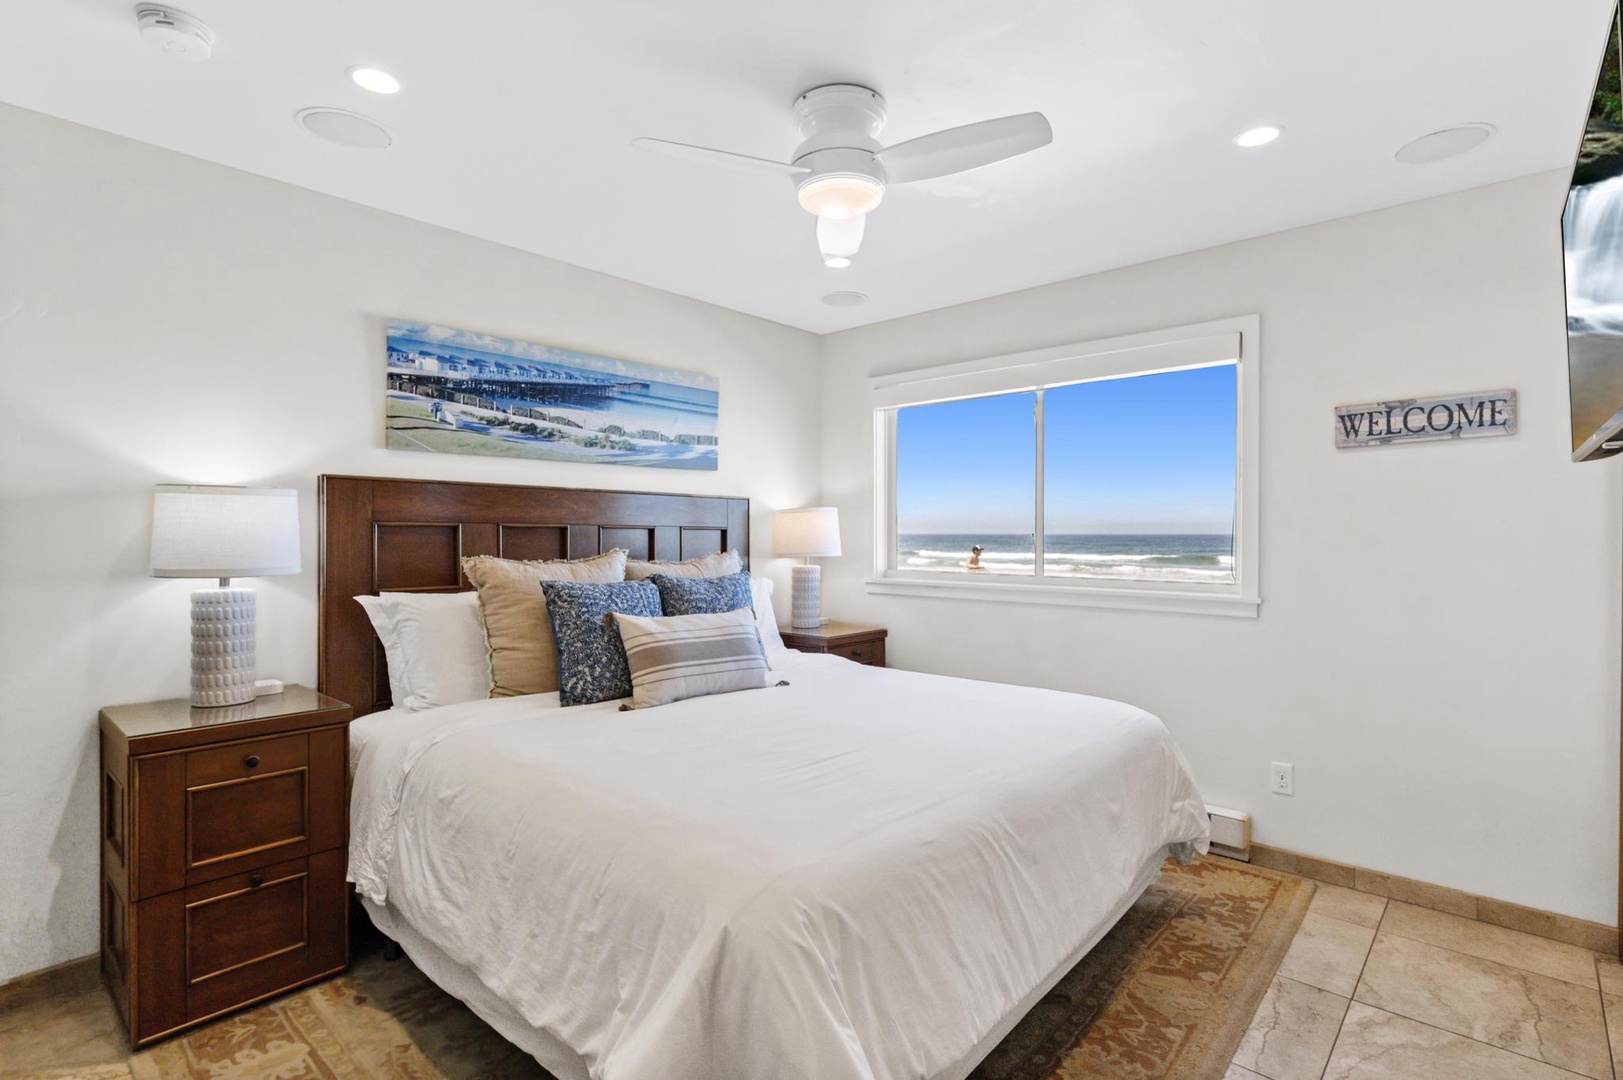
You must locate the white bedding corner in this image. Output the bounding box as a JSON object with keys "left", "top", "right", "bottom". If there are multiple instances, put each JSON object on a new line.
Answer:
{"left": 349, "top": 652, "right": 1208, "bottom": 1080}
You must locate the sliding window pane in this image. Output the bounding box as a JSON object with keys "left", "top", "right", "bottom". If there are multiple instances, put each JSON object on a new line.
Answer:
{"left": 896, "top": 392, "right": 1036, "bottom": 575}
{"left": 1043, "top": 365, "right": 1236, "bottom": 583}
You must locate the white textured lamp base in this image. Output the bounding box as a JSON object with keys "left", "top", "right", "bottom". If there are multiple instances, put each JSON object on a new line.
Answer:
{"left": 790, "top": 564, "right": 822, "bottom": 629}
{"left": 191, "top": 587, "right": 257, "bottom": 707}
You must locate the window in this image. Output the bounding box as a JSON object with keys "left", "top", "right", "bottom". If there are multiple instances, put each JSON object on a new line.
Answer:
{"left": 871, "top": 317, "right": 1259, "bottom": 616}
{"left": 897, "top": 392, "right": 1036, "bottom": 577}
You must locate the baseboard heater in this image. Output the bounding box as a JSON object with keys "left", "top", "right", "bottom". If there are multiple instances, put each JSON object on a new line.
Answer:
{"left": 1206, "top": 805, "right": 1252, "bottom": 861}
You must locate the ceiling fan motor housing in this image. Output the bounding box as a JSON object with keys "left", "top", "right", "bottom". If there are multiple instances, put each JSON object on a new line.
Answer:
{"left": 792, "top": 85, "right": 889, "bottom": 214}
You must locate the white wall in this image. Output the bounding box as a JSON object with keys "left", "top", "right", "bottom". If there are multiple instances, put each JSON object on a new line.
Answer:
{"left": 3, "top": 99, "right": 1615, "bottom": 987}
{"left": 0, "top": 104, "right": 823, "bottom": 982}
{"left": 821, "top": 171, "right": 1622, "bottom": 925}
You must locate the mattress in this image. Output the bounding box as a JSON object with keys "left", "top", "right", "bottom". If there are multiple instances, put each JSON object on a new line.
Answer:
{"left": 349, "top": 651, "right": 1209, "bottom": 1080}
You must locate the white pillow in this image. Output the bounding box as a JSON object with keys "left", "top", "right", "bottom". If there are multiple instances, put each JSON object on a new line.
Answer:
{"left": 748, "top": 575, "right": 788, "bottom": 660}
{"left": 355, "top": 595, "right": 409, "bottom": 705}
{"left": 354, "top": 591, "right": 492, "bottom": 711}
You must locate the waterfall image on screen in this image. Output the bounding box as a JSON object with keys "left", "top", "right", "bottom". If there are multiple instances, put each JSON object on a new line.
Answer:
{"left": 1566, "top": 5, "right": 1623, "bottom": 461}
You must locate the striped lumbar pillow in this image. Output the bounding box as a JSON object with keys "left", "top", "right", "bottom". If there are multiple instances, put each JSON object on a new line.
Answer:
{"left": 613, "top": 607, "right": 769, "bottom": 709}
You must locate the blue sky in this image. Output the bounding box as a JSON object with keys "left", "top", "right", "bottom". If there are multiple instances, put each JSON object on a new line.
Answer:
{"left": 896, "top": 364, "right": 1237, "bottom": 535}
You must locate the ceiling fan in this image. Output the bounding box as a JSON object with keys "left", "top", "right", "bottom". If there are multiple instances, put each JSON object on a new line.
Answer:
{"left": 633, "top": 84, "right": 1052, "bottom": 268}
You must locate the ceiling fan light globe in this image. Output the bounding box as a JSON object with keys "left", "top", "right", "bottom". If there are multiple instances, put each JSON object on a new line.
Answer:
{"left": 797, "top": 174, "right": 884, "bottom": 218}
{"left": 824, "top": 256, "right": 853, "bottom": 268}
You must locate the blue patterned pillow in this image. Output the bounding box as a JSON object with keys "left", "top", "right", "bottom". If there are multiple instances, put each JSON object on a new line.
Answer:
{"left": 650, "top": 571, "right": 754, "bottom": 617}
{"left": 541, "top": 580, "right": 662, "bottom": 706}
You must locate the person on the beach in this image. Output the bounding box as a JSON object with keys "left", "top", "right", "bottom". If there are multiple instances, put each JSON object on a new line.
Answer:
{"left": 965, "top": 545, "right": 985, "bottom": 570}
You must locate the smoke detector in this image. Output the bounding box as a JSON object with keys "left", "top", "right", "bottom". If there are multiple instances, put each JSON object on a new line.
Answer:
{"left": 136, "top": 6, "right": 215, "bottom": 61}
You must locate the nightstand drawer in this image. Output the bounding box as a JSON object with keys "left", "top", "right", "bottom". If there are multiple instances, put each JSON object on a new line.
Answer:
{"left": 186, "top": 856, "right": 312, "bottom": 987}
{"left": 186, "top": 732, "right": 307, "bottom": 786}
{"left": 831, "top": 640, "right": 885, "bottom": 666}
{"left": 187, "top": 762, "right": 308, "bottom": 871}
{"left": 131, "top": 849, "right": 347, "bottom": 1043}
{"left": 133, "top": 726, "right": 348, "bottom": 897}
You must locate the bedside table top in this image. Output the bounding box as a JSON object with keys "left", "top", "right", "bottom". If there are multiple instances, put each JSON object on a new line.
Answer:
{"left": 99, "top": 684, "right": 349, "bottom": 746}
{"left": 779, "top": 621, "right": 887, "bottom": 643}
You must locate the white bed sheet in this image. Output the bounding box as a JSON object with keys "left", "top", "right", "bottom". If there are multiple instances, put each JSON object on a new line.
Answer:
{"left": 349, "top": 652, "right": 1208, "bottom": 1080}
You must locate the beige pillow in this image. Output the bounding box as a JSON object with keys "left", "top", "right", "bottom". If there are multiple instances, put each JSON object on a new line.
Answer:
{"left": 624, "top": 550, "right": 741, "bottom": 581}
{"left": 462, "top": 549, "right": 628, "bottom": 697}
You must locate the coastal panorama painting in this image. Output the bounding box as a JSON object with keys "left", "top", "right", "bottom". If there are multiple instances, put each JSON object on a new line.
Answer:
{"left": 385, "top": 321, "right": 719, "bottom": 470}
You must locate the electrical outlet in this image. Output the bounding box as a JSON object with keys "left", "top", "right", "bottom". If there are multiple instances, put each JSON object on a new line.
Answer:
{"left": 1270, "top": 762, "right": 1295, "bottom": 796}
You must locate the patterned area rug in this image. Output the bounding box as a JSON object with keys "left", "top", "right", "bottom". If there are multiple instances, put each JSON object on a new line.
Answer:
{"left": 1, "top": 857, "right": 1309, "bottom": 1080}
{"left": 970, "top": 856, "right": 1313, "bottom": 1080}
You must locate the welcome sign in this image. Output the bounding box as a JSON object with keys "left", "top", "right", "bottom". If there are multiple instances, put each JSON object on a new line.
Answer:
{"left": 1334, "top": 389, "right": 1517, "bottom": 449}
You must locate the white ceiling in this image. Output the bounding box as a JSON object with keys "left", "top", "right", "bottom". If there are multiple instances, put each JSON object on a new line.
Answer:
{"left": 1, "top": 1, "right": 1613, "bottom": 333}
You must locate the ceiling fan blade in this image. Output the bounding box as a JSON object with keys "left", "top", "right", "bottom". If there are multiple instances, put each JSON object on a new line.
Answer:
{"left": 632, "top": 137, "right": 810, "bottom": 178}
{"left": 877, "top": 112, "right": 1052, "bottom": 184}
{"left": 817, "top": 214, "right": 866, "bottom": 265}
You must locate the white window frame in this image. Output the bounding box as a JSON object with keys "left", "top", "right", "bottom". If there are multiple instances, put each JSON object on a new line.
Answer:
{"left": 868, "top": 315, "right": 1260, "bottom": 618}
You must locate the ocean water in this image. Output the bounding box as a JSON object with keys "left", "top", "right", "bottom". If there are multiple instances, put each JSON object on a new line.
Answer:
{"left": 897, "top": 533, "right": 1235, "bottom": 583}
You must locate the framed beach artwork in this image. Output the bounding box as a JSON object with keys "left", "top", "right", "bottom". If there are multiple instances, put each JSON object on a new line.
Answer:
{"left": 385, "top": 320, "right": 719, "bottom": 470}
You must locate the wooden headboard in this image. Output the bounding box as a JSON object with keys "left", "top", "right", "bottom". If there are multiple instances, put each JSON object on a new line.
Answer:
{"left": 318, "top": 475, "right": 749, "bottom": 717}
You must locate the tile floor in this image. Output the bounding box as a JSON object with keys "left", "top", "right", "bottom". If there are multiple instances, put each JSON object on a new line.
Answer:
{"left": 1228, "top": 880, "right": 1623, "bottom": 1080}
{"left": 4, "top": 869, "right": 1618, "bottom": 1080}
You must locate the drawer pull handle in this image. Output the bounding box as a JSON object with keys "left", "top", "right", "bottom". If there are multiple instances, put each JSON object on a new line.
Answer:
{"left": 244, "top": 755, "right": 260, "bottom": 769}
{"left": 248, "top": 874, "right": 264, "bottom": 889}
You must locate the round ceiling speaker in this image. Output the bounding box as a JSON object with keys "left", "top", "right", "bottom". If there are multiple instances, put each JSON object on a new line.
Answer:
{"left": 135, "top": 6, "right": 215, "bottom": 61}
{"left": 821, "top": 291, "right": 868, "bottom": 307}
{"left": 1395, "top": 123, "right": 1496, "bottom": 165}
{"left": 295, "top": 107, "right": 393, "bottom": 150}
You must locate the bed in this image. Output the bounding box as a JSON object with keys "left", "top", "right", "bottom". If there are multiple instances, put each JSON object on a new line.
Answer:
{"left": 321, "top": 475, "right": 1209, "bottom": 1080}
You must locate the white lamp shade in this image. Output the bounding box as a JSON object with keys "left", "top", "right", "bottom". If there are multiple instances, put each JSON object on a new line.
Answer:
{"left": 773, "top": 506, "right": 841, "bottom": 559}
{"left": 150, "top": 485, "right": 302, "bottom": 578}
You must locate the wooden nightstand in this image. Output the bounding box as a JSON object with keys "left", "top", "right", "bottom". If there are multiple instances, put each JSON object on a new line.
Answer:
{"left": 780, "top": 622, "right": 888, "bottom": 667}
{"left": 98, "top": 685, "right": 351, "bottom": 1047}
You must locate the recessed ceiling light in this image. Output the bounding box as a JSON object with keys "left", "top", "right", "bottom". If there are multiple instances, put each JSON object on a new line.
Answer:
{"left": 295, "top": 107, "right": 393, "bottom": 150}
{"left": 822, "top": 291, "right": 867, "bottom": 307}
{"left": 1234, "top": 125, "right": 1283, "bottom": 149}
{"left": 348, "top": 66, "right": 401, "bottom": 95}
{"left": 1394, "top": 123, "right": 1496, "bottom": 165}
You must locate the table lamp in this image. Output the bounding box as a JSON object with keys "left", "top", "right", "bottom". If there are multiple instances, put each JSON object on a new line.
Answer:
{"left": 773, "top": 506, "right": 841, "bottom": 629}
{"left": 149, "top": 485, "right": 301, "bottom": 707}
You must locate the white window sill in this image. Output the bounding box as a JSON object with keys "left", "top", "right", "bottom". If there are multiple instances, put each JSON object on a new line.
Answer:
{"left": 863, "top": 576, "right": 1260, "bottom": 618}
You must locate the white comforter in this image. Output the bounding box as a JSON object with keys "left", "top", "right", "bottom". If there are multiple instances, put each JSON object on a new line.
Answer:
{"left": 350, "top": 652, "right": 1208, "bottom": 1080}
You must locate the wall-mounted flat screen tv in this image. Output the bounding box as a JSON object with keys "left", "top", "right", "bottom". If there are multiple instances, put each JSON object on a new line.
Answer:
{"left": 1567, "top": 4, "right": 1623, "bottom": 461}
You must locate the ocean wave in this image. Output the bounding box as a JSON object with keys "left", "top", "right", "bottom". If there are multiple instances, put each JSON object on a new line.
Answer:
{"left": 901, "top": 560, "right": 1234, "bottom": 583}
{"left": 905, "top": 549, "right": 1233, "bottom": 566}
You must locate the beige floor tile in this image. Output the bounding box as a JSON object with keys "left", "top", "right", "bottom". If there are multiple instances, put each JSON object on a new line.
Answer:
{"left": 1233, "top": 975, "right": 1349, "bottom": 1080}
{"left": 1354, "top": 932, "right": 1610, "bottom": 1079}
{"left": 1598, "top": 954, "right": 1623, "bottom": 998}
{"left": 1323, "top": 1001, "right": 1587, "bottom": 1080}
{"left": 1277, "top": 911, "right": 1377, "bottom": 997}
{"left": 1309, "top": 883, "right": 1387, "bottom": 930}
{"left": 1604, "top": 993, "right": 1623, "bottom": 1080}
{"left": 1225, "top": 1065, "right": 1268, "bottom": 1080}
{"left": 0, "top": 987, "right": 129, "bottom": 1077}
{"left": 1380, "top": 900, "right": 1599, "bottom": 989}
